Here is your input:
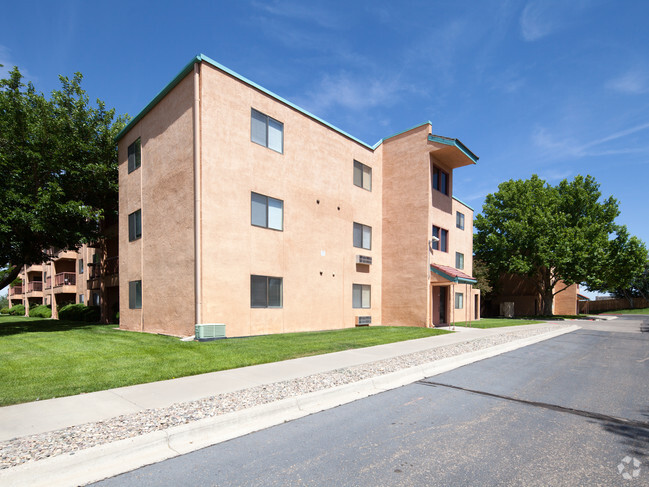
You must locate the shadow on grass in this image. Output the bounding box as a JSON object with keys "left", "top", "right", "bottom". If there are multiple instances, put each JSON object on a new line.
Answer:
{"left": 0, "top": 317, "right": 105, "bottom": 336}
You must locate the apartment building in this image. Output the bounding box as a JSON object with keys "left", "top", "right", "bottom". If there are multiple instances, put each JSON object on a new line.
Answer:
{"left": 7, "top": 237, "right": 119, "bottom": 322}
{"left": 117, "top": 54, "right": 480, "bottom": 338}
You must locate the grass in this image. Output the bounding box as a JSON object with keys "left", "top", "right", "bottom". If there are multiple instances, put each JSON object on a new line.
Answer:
{"left": 456, "top": 318, "right": 545, "bottom": 329}
{"left": 602, "top": 307, "right": 649, "bottom": 315}
{"left": 0, "top": 316, "right": 450, "bottom": 406}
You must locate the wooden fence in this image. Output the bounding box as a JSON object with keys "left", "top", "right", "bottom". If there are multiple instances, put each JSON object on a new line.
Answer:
{"left": 579, "top": 297, "right": 649, "bottom": 314}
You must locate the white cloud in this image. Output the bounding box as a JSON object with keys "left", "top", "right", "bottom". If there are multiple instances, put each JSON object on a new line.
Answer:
{"left": 606, "top": 70, "right": 649, "bottom": 94}
{"left": 0, "top": 45, "right": 35, "bottom": 82}
{"left": 520, "top": 0, "right": 592, "bottom": 42}
{"left": 250, "top": 0, "right": 345, "bottom": 30}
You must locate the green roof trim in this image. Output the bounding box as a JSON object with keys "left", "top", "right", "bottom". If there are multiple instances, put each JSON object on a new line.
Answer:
{"left": 452, "top": 196, "right": 474, "bottom": 211}
{"left": 430, "top": 265, "right": 477, "bottom": 285}
{"left": 427, "top": 134, "right": 479, "bottom": 164}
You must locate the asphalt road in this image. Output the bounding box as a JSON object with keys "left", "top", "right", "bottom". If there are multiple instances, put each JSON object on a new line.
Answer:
{"left": 93, "top": 316, "right": 649, "bottom": 486}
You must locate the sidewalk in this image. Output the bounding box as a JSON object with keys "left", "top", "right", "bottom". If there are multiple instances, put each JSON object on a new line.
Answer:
{"left": 0, "top": 322, "right": 579, "bottom": 486}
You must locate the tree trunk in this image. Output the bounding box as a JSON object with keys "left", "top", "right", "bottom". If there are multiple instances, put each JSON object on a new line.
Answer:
{"left": 541, "top": 290, "right": 554, "bottom": 316}
{"left": 0, "top": 265, "right": 22, "bottom": 291}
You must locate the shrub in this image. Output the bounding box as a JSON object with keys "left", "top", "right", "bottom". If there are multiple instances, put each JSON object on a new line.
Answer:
{"left": 29, "top": 304, "right": 52, "bottom": 318}
{"left": 58, "top": 303, "right": 100, "bottom": 322}
{"left": 9, "top": 304, "right": 25, "bottom": 316}
{"left": 0, "top": 306, "right": 10, "bottom": 315}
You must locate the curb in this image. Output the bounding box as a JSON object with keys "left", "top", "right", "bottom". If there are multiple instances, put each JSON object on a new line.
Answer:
{"left": 0, "top": 324, "right": 579, "bottom": 486}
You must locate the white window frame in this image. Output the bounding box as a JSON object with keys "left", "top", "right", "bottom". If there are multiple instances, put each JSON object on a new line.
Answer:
{"left": 455, "top": 292, "right": 464, "bottom": 309}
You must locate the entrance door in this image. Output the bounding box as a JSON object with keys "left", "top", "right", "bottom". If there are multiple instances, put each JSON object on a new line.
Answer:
{"left": 439, "top": 287, "right": 447, "bottom": 324}
{"left": 474, "top": 294, "right": 479, "bottom": 320}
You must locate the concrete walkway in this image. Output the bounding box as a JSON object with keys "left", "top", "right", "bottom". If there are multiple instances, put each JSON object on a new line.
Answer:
{"left": 0, "top": 322, "right": 582, "bottom": 486}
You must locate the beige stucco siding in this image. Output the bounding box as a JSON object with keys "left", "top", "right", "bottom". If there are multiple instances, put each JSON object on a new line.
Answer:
{"left": 118, "top": 73, "right": 195, "bottom": 335}
{"left": 198, "top": 63, "right": 382, "bottom": 337}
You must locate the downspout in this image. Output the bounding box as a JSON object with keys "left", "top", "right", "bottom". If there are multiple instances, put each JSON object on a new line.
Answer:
{"left": 193, "top": 62, "right": 202, "bottom": 326}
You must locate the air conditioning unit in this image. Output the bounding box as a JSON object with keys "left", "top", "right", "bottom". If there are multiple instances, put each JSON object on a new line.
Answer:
{"left": 356, "top": 255, "right": 372, "bottom": 265}
{"left": 195, "top": 323, "right": 226, "bottom": 341}
{"left": 355, "top": 316, "right": 372, "bottom": 326}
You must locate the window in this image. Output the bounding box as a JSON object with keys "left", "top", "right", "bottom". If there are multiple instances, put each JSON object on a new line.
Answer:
{"left": 353, "top": 284, "right": 371, "bottom": 309}
{"left": 251, "top": 192, "right": 283, "bottom": 230}
{"left": 455, "top": 292, "right": 464, "bottom": 309}
{"left": 432, "top": 226, "right": 448, "bottom": 252}
{"left": 251, "top": 275, "right": 283, "bottom": 308}
{"left": 353, "top": 160, "right": 372, "bottom": 191}
{"left": 79, "top": 294, "right": 84, "bottom": 304}
{"left": 251, "top": 109, "right": 283, "bottom": 153}
{"left": 353, "top": 223, "right": 372, "bottom": 250}
{"left": 92, "top": 293, "right": 100, "bottom": 306}
{"left": 129, "top": 280, "right": 142, "bottom": 309}
{"left": 128, "top": 209, "right": 142, "bottom": 241}
{"left": 456, "top": 211, "right": 465, "bottom": 230}
{"left": 127, "top": 138, "right": 141, "bottom": 173}
{"left": 456, "top": 252, "right": 464, "bottom": 270}
{"left": 432, "top": 166, "right": 449, "bottom": 195}
{"left": 78, "top": 259, "right": 84, "bottom": 274}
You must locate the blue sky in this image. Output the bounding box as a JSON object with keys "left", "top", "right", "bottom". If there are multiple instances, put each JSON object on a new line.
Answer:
{"left": 1, "top": 0, "right": 648, "bottom": 297}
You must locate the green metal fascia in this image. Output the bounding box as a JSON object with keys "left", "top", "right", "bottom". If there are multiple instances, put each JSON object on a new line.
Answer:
{"left": 115, "top": 56, "right": 202, "bottom": 142}
{"left": 452, "top": 196, "right": 474, "bottom": 211}
{"left": 430, "top": 265, "right": 477, "bottom": 285}
{"left": 427, "top": 135, "right": 479, "bottom": 164}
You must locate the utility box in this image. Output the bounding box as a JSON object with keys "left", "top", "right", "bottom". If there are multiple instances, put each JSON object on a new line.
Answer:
{"left": 500, "top": 302, "right": 514, "bottom": 318}
{"left": 195, "top": 323, "right": 226, "bottom": 341}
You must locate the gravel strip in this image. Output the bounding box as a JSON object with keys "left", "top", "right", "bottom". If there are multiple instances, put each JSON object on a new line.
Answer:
{"left": 0, "top": 324, "right": 569, "bottom": 469}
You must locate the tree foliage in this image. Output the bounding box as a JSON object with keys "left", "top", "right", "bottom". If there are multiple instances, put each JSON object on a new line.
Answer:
{"left": 474, "top": 174, "right": 647, "bottom": 315}
{"left": 0, "top": 67, "right": 127, "bottom": 288}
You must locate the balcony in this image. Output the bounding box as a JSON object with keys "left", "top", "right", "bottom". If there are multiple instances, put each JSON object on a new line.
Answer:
{"left": 27, "top": 281, "right": 43, "bottom": 292}
{"left": 87, "top": 257, "right": 119, "bottom": 290}
{"left": 9, "top": 286, "right": 24, "bottom": 296}
{"left": 54, "top": 273, "right": 76, "bottom": 293}
{"left": 45, "top": 276, "right": 52, "bottom": 290}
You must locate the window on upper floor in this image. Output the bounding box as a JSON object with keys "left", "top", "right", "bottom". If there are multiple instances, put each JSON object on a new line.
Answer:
{"left": 353, "top": 160, "right": 372, "bottom": 191}
{"left": 456, "top": 252, "right": 464, "bottom": 270}
{"left": 128, "top": 209, "right": 142, "bottom": 242}
{"left": 251, "top": 192, "right": 284, "bottom": 231}
{"left": 456, "top": 211, "right": 465, "bottom": 230}
{"left": 352, "top": 284, "right": 371, "bottom": 309}
{"left": 251, "top": 109, "right": 283, "bottom": 153}
{"left": 78, "top": 259, "right": 84, "bottom": 274}
{"left": 353, "top": 222, "right": 372, "bottom": 250}
{"left": 432, "top": 226, "right": 448, "bottom": 252}
{"left": 127, "top": 138, "right": 141, "bottom": 173}
{"left": 129, "top": 280, "right": 142, "bottom": 309}
{"left": 251, "top": 275, "right": 283, "bottom": 308}
{"left": 432, "top": 166, "right": 449, "bottom": 195}
{"left": 455, "top": 292, "right": 464, "bottom": 309}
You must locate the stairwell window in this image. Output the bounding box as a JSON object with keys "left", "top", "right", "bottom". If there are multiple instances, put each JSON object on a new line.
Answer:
{"left": 127, "top": 138, "right": 141, "bottom": 173}
{"left": 456, "top": 211, "right": 465, "bottom": 230}
{"left": 353, "top": 223, "right": 372, "bottom": 250}
{"left": 251, "top": 192, "right": 283, "bottom": 231}
{"left": 128, "top": 209, "right": 142, "bottom": 241}
{"left": 455, "top": 292, "right": 464, "bottom": 309}
{"left": 78, "top": 259, "right": 84, "bottom": 274}
{"left": 432, "top": 166, "right": 449, "bottom": 195}
{"left": 251, "top": 275, "right": 283, "bottom": 308}
{"left": 251, "top": 109, "right": 283, "bottom": 153}
{"left": 353, "top": 284, "right": 371, "bottom": 309}
{"left": 456, "top": 252, "right": 464, "bottom": 270}
{"left": 353, "top": 160, "right": 372, "bottom": 191}
{"left": 432, "top": 226, "right": 448, "bottom": 252}
{"left": 129, "top": 280, "right": 142, "bottom": 309}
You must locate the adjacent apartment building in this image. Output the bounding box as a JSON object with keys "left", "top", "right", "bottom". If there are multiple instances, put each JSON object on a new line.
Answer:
{"left": 116, "top": 54, "right": 480, "bottom": 338}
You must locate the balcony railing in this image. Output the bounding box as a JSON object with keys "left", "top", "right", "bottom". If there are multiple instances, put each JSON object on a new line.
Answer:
{"left": 45, "top": 276, "right": 52, "bottom": 289}
{"left": 9, "top": 286, "right": 23, "bottom": 296}
{"left": 27, "top": 281, "right": 43, "bottom": 292}
{"left": 54, "top": 272, "right": 76, "bottom": 287}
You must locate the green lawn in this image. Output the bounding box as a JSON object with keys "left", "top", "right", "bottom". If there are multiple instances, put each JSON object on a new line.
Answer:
{"left": 603, "top": 307, "right": 649, "bottom": 315}
{"left": 0, "top": 316, "right": 450, "bottom": 406}
{"left": 456, "top": 318, "right": 545, "bottom": 329}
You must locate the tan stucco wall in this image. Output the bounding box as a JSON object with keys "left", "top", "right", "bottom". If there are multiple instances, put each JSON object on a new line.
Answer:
{"left": 198, "top": 63, "right": 382, "bottom": 337}
{"left": 118, "top": 73, "right": 195, "bottom": 335}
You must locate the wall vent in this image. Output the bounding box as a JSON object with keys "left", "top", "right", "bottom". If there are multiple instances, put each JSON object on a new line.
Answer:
{"left": 355, "top": 316, "right": 372, "bottom": 326}
{"left": 356, "top": 255, "right": 372, "bottom": 265}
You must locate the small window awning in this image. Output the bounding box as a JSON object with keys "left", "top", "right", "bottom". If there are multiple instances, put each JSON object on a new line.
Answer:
{"left": 430, "top": 263, "right": 477, "bottom": 285}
